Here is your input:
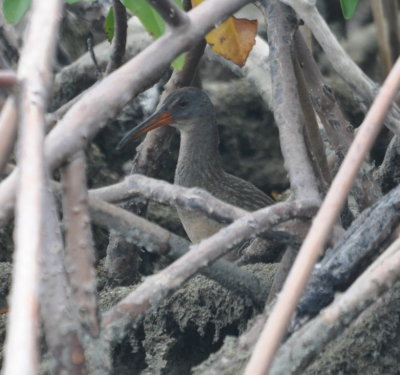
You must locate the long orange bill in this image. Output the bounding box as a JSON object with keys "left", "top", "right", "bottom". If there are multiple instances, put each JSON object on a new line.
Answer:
{"left": 116, "top": 110, "right": 173, "bottom": 150}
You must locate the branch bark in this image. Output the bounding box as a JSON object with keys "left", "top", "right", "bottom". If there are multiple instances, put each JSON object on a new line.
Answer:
{"left": 282, "top": 0, "right": 400, "bottom": 135}
{"left": 3, "top": 0, "right": 63, "bottom": 373}
{"left": 61, "top": 151, "right": 99, "bottom": 337}
{"left": 244, "top": 57, "right": 400, "bottom": 375}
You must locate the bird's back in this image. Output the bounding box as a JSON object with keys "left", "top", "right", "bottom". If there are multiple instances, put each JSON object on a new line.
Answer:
{"left": 175, "top": 170, "right": 273, "bottom": 244}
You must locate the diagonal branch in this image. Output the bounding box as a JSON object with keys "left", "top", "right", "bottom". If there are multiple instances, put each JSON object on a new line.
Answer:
{"left": 89, "top": 198, "right": 273, "bottom": 307}
{"left": 282, "top": 0, "right": 400, "bottom": 135}
{"left": 269, "top": 235, "right": 400, "bottom": 374}
{"left": 244, "top": 57, "right": 400, "bottom": 375}
{"left": 100, "top": 199, "right": 318, "bottom": 336}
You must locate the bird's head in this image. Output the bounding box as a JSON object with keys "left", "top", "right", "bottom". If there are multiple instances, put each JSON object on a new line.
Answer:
{"left": 116, "top": 87, "right": 214, "bottom": 150}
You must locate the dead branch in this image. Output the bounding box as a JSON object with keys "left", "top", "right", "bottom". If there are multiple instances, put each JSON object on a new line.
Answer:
{"left": 371, "top": 0, "right": 392, "bottom": 75}
{"left": 294, "top": 30, "right": 382, "bottom": 209}
{"left": 293, "top": 53, "right": 331, "bottom": 191}
{"left": 244, "top": 56, "right": 400, "bottom": 375}
{"left": 89, "top": 198, "right": 273, "bottom": 307}
{"left": 105, "top": 0, "right": 127, "bottom": 74}
{"left": 90, "top": 174, "right": 304, "bottom": 248}
{"left": 294, "top": 31, "right": 354, "bottom": 157}
{"left": 61, "top": 151, "right": 99, "bottom": 337}
{"left": 264, "top": 0, "right": 321, "bottom": 202}
{"left": 0, "top": 70, "right": 16, "bottom": 87}
{"left": 269, "top": 235, "right": 400, "bottom": 374}
{"left": 90, "top": 173, "right": 247, "bottom": 221}
{"left": 100, "top": 199, "right": 317, "bottom": 336}
{"left": 40, "top": 183, "right": 88, "bottom": 374}
{"left": 3, "top": 0, "right": 63, "bottom": 373}
{"left": 282, "top": 0, "right": 400, "bottom": 135}
{"left": 0, "top": 98, "right": 17, "bottom": 175}
{"left": 376, "top": 134, "right": 400, "bottom": 191}
{"left": 383, "top": 0, "right": 400, "bottom": 64}
{"left": 297, "top": 182, "right": 400, "bottom": 319}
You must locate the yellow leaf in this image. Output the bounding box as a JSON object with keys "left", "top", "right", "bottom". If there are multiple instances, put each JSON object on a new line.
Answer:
{"left": 191, "top": 0, "right": 257, "bottom": 66}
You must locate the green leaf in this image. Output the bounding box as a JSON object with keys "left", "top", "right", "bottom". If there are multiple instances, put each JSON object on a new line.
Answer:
{"left": 172, "top": 54, "right": 185, "bottom": 71}
{"left": 121, "top": 0, "right": 185, "bottom": 69}
{"left": 122, "top": 0, "right": 165, "bottom": 38}
{"left": 3, "top": 0, "right": 31, "bottom": 24}
{"left": 65, "top": 0, "right": 96, "bottom": 4}
{"left": 105, "top": 7, "right": 115, "bottom": 42}
{"left": 340, "top": 0, "right": 361, "bottom": 19}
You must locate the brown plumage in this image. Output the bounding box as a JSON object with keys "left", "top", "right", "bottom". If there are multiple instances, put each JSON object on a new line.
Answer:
{"left": 118, "top": 87, "right": 274, "bottom": 243}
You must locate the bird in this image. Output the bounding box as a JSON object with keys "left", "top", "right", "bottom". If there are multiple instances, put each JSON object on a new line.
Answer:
{"left": 117, "top": 87, "right": 274, "bottom": 248}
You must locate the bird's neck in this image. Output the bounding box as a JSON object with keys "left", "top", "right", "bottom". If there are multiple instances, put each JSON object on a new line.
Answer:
{"left": 175, "top": 124, "right": 223, "bottom": 187}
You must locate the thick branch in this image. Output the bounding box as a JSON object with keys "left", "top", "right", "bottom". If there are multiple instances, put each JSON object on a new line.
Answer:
{"left": 61, "top": 151, "right": 99, "bottom": 337}
{"left": 40, "top": 183, "right": 87, "bottom": 374}
{"left": 89, "top": 198, "right": 274, "bottom": 307}
{"left": 297, "top": 183, "right": 400, "bottom": 318}
{"left": 3, "top": 0, "right": 63, "bottom": 373}
{"left": 270, "top": 236, "right": 400, "bottom": 374}
{"left": 264, "top": 1, "right": 320, "bottom": 202}
{"left": 100, "top": 199, "right": 318, "bottom": 334}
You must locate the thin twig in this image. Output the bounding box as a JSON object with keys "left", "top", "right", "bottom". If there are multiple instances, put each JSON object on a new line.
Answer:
{"left": 371, "top": 0, "right": 392, "bottom": 75}
{"left": 3, "top": 0, "right": 63, "bottom": 374}
{"left": 105, "top": 0, "right": 127, "bottom": 74}
{"left": 146, "top": 0, "right": 189, "bottom": 27}
{"left": 87, "top": 33, "right": 103, "bottom": 78}
{"left": 0, "top": 70, "right": 16, "bottom": 87}
{"left": 293, "top": 52, "right": 331, "bottom": 190}
{"left": 383, "top": 0, "right": 400, "bottom": 65}
{"left": 61, "top": 151, "right": 99, "bottom": 337}
{"left": 244, "top": 57, "right": 400, "bottom": 375}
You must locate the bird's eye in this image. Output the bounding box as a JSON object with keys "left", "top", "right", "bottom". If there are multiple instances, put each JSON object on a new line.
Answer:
{"left": 178, "top": 100, "right": 188, "bottom": 108}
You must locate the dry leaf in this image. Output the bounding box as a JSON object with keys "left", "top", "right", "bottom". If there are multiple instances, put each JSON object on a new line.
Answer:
{"left": 191, "top": 0, "right": 257, "bottom": 66}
